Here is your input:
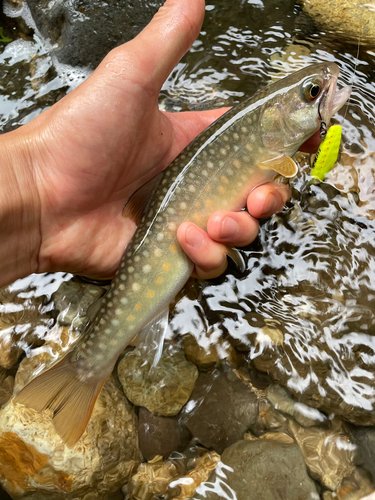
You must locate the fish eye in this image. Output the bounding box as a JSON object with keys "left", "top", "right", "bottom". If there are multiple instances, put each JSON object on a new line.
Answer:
{"left": 302, "top": 80, "right": 322, "bottom": 102}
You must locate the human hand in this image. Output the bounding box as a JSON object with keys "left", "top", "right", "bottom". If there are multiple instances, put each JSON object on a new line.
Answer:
{"left": 0, "top": 0, "right": 292, "bottom": 287}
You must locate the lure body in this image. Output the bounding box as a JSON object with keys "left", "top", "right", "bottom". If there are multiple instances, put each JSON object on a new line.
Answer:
{"left": 311, "top": 124, "right": 342, "bottom": 180}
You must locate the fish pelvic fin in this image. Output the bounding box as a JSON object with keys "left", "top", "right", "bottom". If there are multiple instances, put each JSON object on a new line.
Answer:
{"left": 13, "top": 354, "right": 109, "bottom": 447}
{"left": 258, "top": 154, "right": 298, "bottom": 178}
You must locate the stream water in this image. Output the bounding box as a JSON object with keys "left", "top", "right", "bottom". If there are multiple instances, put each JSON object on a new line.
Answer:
{"left": 1, "top": 0, "right": 375, "bottom": 499}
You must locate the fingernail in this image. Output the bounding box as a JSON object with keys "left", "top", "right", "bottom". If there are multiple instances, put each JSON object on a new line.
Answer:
{"left": 185, "top": 225, "right": 204, "bottom": 248}
{"left": 260, "top": 193, "right": 278, "bottom": 218}
{"left": 220, "top": 216, "right": 239, "bottom": 239}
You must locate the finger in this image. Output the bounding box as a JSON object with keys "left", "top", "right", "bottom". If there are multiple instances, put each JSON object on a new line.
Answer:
{"left": 247, "top": 183, "right": 290, "bottom": 219}
{"left": 110, "top": 0, "right": 206, "bottom": 94}
{"left": 177, "top": 222, "right": 228, "bottom": 280}
{"left": 206, "top": 210, "right": 259, "bottom": 247}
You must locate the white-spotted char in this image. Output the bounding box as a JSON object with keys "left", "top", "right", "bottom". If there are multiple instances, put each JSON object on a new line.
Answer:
{"left": 14, "top": 63, "right": 351, "bottom": 446}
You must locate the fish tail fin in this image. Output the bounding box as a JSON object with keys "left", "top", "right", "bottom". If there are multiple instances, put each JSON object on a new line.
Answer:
{"left": 13, "top": 354, "right": 108, "bottom": 447}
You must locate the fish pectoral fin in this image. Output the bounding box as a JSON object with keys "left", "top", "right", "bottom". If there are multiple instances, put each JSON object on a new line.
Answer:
{"left": 86, "top": 296, "right": 105, "bottom": 321}
{"left": 122, "top": 172, "right": 164, "bottom": 226}
{"left": 131, "top": 307, "right": 169, "bottom": 367}
{"left": 13, "top": 353, "right": 111, "bottom": 448}
{"left": 225, "top": 246, "right": 246, "bottom": 273}
{"left": 258, "top": 154, "right": 298, "bottom": 178}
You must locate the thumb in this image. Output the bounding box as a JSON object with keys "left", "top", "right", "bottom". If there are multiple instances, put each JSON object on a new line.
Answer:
{"left": 104, "top": 0, "right": 206, "bottom": 95}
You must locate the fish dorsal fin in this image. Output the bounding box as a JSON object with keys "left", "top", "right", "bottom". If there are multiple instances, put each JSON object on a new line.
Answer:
{"left": 258, "top": 154, "right": 298, "bottom": 178}
{"left": 122, "top": 172, "right": 164, "bottom": 226}
{"left": 131, "top": 307, "right": 169, "bottom": 367}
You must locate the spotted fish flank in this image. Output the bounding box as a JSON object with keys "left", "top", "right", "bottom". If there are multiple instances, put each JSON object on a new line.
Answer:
{"left": 14, "top": 63, "right": 351, "bottom": 447}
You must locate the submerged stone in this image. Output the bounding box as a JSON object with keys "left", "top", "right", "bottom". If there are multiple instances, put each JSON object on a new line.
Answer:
{"left": 118, "top": 345, "right": 198, "bottom": 416}
{"left": 289, "top": 419, "right": 357, "bottom": 491}
{"left": 184, "top": 370, "right": 258, "bottom": 454}
{"left": 138, "top": 408, "right": 191, "bottom": 461}
{"left": 193, "top": 440, "right": 319, "bottom": 500}
{"left": 298, "top": 0, "right": 375, "bottom": 45}
{"left": 0, "top": 377, "right": 141, "bottom": 499}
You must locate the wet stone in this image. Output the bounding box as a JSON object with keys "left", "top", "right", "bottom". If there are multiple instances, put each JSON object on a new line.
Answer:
{"left": 267, "top": 384, "right": 327, "bottom": 428}
{"left": 352, "top": 427, "right": 375, "bottom": 484}
{"left": 0, "top": 283, "right": 52, "bottom": 369}
{"left": 25, "top": 0, "right": 165, "bottom": 69}
{"left": 298, "top": 0, "right": 375, "bottom": 45}
{"left": 193, "top": 440, "right": 319, "bottom": 500}
{"left": 51, "top": 279, "right": 105, "bottom": 330}
{"left": 138, "top": 407, "right": 191, "bottom": 461}
{"left": 118, "top": 344, "right": 198, "bottom": 416}
{"left": 127, "top": 456, "right": 182, "bottom": 500}
{"left": 289, "top": 419, "right": 357, "bottom": 491}
{"left": 184, "top": 370, "right": 258, "bottom": 454}
{"left": 0, "top": 377, "right": 141, "bottom": 499}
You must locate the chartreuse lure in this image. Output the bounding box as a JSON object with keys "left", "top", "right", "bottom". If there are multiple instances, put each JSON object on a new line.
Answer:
{"left": 310, "top": 124, "right": 342, "bottom": 181}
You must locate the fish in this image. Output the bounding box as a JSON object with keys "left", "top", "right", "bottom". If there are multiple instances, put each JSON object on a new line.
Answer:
{"left": 14, "top": 62, "right": 351, "bottom": 447}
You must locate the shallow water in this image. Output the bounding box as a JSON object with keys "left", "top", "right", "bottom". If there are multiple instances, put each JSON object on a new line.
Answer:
{"left": 1, "top": 0, "right": 375, "bottom": 498}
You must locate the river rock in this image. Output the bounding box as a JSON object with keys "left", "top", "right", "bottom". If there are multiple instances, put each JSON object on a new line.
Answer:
{"left": 298, "top": 0, "right": 375, "bottom": 45}
{"left": 352, "top": 427, "right": 375, "bottom": 483}
{"left": 289, "top": 419, "right": 357, "bottom": 491}
{"left": 51, "top": 279, "right": 105, "bottom": 330}
{"left": 0, "top": 282, "right": 52, "bottom": 369}
{"left": 118, "top": 344, "right": 198, "bottom": 416}
{"left": 127, "top": 456, "right": 182, "bottom": 500}
{"left": 138, "top": 407, "right": 191, "bottom": 461}
{"left": 24, "top": 0, "right": 164, "bottom": 69}
{"left": 0, "top": 377, "right": 141, "bottom": 499}
{"left": 267, "top": 384, "right": 327, "bottom": 428}
{"left": 184, "top": 370, "right": 258, "bottom": 454}
{"left": 193, "top": 440, "right": 319, "bottom": 500}
{"left": 167, "top": 452, "right": 220, "bottom": 500}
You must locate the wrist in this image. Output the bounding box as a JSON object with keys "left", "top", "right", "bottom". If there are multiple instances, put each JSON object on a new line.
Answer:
{"left": 0, "top": 129, "right": 41, "bottom": 287}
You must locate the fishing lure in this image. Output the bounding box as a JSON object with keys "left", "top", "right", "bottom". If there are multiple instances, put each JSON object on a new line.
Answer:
{"left": 310, "top": 124, "right": 342, "bottom": 181}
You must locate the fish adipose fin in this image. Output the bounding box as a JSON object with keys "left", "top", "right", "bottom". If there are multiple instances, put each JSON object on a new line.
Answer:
{"left": 13, "top": 354, "right": 108, "bottom": 447}
{"left": 258, "top": 154, "right": 298, "bottom": 178}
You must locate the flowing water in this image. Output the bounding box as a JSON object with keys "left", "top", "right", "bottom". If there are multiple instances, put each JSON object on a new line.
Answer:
{"left": 1, "top": 0, "right": 375, "bottom": 499}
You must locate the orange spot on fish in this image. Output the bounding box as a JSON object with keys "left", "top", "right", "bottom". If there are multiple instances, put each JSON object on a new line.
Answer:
{"left": 163, "top": 263, "right": 170, "bottom": 271}
{"left": 155, "top": 277, "right": 163, "bottom": 285}
{"left": 134, "top": 303, "right": 142, "bottom": 311}
{"left": 233, "top": 160, "right": 241, "bottom": 168}
{"left": 110, "top": 340, "right": 117, "bottom": 345}
{"left": 147, "top": 290, "right": 155, "bottom": 298}
{"left": 246, "top": 144, "right": 253, "bottom": 152}
{"left": 195, "top": 201, "right": 201, "bottom": 208}
{"left": 205, "top": 185, "right": 211, "bottom": 191}
{"left": 127, "top": 315, "right": 134, "bottom": 321}
{"left": 169, "top": 244, "right": 178, "bottom": 253}
{"left": 218, "top": 186, "right": 225, "bottom": 194}
{"left": 221, "top": 176, "right": 229, "bottom": 184}
{"left": 194, "top": 213, "right": 201, "bottom": 222}
{"left": 205, "top": 200, "right": 213, "bottom": 207}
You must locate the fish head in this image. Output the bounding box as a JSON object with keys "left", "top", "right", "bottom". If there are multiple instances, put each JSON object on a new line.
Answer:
{"left": 259, "top": 62, "right": 351, "bottom": 154}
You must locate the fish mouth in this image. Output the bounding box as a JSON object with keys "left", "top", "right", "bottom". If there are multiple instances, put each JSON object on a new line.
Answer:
{"left": 322, "top": 67, "right": 352, "bottom": 121}
{"left": 331, "top": 86, "right": 352, "bottom": 115}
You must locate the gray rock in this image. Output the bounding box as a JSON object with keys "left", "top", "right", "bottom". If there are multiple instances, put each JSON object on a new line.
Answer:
{"left": 184, "top": 370, "right": 258, "bottom": 454}
{"left": 193, "top": 439, "right": 319, "bottom": 500}
{"left": 138, "top": 407, "right": 191, "bottom": 461}
{"left": 26, "top": 0, "right": 164, "bottom": 69}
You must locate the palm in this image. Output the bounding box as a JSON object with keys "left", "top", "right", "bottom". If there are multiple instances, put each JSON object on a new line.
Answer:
{"left": 25, "top": 48, "right": 224, "bottom": 278}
